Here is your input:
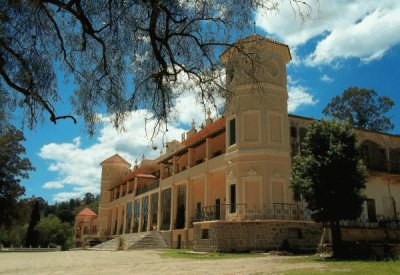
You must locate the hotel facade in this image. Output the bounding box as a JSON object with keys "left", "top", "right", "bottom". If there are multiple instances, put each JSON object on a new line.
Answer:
{"left": 75, "top": 35, "right": 400, "bottom": 251}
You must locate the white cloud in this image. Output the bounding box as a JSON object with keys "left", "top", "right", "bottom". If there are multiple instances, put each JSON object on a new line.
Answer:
{"left": 53, "top": 192, "right": 83, "bottom": 202}
{"left": 320, "top": 74, "right": 333, "bottom": 83}
{"left": 256, "top": 0, "right": 400, "bottom": 65}
{"left": 287, "top": 76, "right": 318, "bottom": 112}
{"left": 42, "top": 181, "right": 64, "bottom": 189}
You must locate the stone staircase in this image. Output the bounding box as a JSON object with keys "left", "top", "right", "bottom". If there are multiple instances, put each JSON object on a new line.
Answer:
{"left": 127, "top": 231, "right": 169, "bottom": 250}
{"left": 92, "top": 231, "right": 168, "bottom": 251}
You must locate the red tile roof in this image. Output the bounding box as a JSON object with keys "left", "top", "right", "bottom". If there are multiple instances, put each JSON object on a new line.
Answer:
{"left": 121, "top": 165, "right": 159, "bottom": 182}
{"left": 182, "top": 117, "right": 226, "bottom": 147}
{"left": 76, "top": 207, "right": 97, "bottom": 217}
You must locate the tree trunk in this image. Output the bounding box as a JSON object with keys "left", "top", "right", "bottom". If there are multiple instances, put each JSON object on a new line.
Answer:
{"left": 329, "top": 219, "right": 343, "bottom": 258}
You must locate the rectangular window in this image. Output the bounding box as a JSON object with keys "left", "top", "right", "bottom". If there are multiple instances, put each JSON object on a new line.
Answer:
{"left": 230, "top": 184, "right": 236, "bottom": 213}
{"left": 366, "top": 198, "right": 377, "bottom": 222}
{"left": 290, "top": 126, "right": 297, "bottom": 138}
{"left": 194, "top": 202, "right": 202, "bottom": 221}
{"left": 202, "top": 229, "right": 209, "bottom": 239}
{"left": 161, "top": 188, "right": 171, "bottom": 230}
{"left": 229, "top": 118, "right": 236, "bottom": 145}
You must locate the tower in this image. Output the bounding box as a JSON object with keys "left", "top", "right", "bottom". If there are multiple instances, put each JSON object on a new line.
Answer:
{"left": 221, "top": 35, "right": 292, "bottom": 216}
{"left": 97, "top": 154, "right": 131, "bottom": 237}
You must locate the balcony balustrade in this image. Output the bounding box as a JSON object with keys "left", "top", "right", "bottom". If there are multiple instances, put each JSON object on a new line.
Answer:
{"left": 136, "top": 181, "right": 160, "bottom": 196}
{"left": 192, "top": 203, "right": 312, "bottom": 222}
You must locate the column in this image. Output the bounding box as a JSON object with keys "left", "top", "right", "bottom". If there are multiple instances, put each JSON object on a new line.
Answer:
{"left": 110, "top": 209, "right": 115, "bottom": 235}
{"left": 147, "top": 195, "right": 152, "bottom": 232}
{"left": 173, "top": 156, "right": 177, "bottom": 175}
{"left": 204, "top": 173, "right": 209, "bottom": 206}
{"left": 170, "top": 185, "right": 176, "bottom": 230}
{"left": 138, "top": 198, "right": 143, "bottom": 232}
{"left": 185, "top": 181, "right": 192, "bottom": 229}
{"left": 134, "top": 177, "right": 138, "bottom": 195}
{"left": 188, "top": 148, "right": 193, "bottom": 167}
{"left": 157, "top": 190, "right": 162, "bottom": 231}
{"left": 122, "top": 203, "right": 127, "bottom": 234}
{"left": 205, "top": 138, "right": 210, "bottom": 160}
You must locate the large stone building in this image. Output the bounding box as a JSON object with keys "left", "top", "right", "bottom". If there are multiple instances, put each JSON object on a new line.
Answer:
{"left": 75, "top": 35, "right": 400, "bottom": 251}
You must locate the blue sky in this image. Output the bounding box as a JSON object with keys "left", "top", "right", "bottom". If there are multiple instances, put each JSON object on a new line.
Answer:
{"left": 20, "top": 0, "right": 400, "bottom": 203}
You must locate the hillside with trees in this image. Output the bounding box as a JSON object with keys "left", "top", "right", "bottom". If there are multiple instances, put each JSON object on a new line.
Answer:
{"left": 0, "top": 193, "right": 99, "bottom": 250}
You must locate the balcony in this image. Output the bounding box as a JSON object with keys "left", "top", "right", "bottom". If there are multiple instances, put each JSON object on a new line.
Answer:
{"left": 363, "top": 158, "right": 400, "bottom": 174}
{"left": 192, "top": 203, "right": 312, "bottom": 222}
{"left": 136, "top": 181, "right": 160, "bottom": 196}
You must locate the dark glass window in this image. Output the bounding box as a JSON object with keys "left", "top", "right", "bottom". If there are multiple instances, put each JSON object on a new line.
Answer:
{"left": 230, "top": 184, "right": 236, "bottom": 213}
{"left": 290, "top": 126, "right": 297, "bottom": 138}
{"left": 229, "top": 118, "right": 236, "bottom": 145}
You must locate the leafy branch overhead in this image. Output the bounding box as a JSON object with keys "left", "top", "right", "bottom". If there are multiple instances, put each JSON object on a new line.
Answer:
{"left": 0, "top": 0, "right": 314, "bottom": 134}
{"left": 323, "top": 87, "right": 395, "bottom": 133}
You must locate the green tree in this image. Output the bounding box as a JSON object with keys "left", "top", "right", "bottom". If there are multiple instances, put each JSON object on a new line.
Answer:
{"left": 0, "top": 125, "right": 35, "bottom": 227}
{"left": 56, "top": 207, "right": 75, "bottom": 225}
{"left": 291, "top": 120, "right": 367, "bottom": 258}
{"left": 83, "top": 192, "right": 95, "bottom": 206}
{"left": 26, "top": 200, "right": 40, "bottom": 247}
{"left": 35, "top": 214, "right": 73, "bottom": 250}
{"left": 0, "top": 1, "right": 313, "bottom": 134}
{"left": 323, "top": 87, "right": 395, "bottom": 132}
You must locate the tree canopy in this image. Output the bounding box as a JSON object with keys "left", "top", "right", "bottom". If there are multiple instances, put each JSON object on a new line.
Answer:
{"left": 0, "top": 125, "right": 35, "bottom": 227}
{"left": 0, "top": 0, "right": 313, "bottom": 135}
{"left": 323, "top": 87, "right": 395, "bottom": 133}
{"left": 1, "top": 193, "right": 99, "bottom": 249}
{"left": 291, "top": 120, "right": 367, "bottom": 257}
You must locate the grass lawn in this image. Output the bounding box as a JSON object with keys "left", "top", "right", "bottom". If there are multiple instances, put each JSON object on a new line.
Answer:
{"left": 162, "top": 250, "right": 400, "bottom": 274}
{"left": 160, "top": 249, "right": 262, "bottom": 260}
{"left": 282, "top": 255, "right": 400, "bottom": 275}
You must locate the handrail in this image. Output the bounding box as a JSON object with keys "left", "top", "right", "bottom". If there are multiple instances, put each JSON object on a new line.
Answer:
{"left": 136, "top": 181, "right": 160, "bottom": 196}
{"left": 192, "top": 203, "right": 312, "bottom": 222}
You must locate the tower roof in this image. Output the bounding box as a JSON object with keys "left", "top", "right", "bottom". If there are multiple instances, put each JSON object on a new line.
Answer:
{"left": 76, "top": 207, "right": 97, "bottom": 217}
{"left": 100, "top": 153, "right": 130, "bottom": 166}
{"left": 220, "top": 34, "right": 291, "bottom": 63}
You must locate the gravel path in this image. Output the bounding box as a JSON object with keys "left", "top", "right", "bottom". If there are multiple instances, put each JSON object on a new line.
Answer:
{"left": 0, "top": 250, "right": 323, "bottom": 275}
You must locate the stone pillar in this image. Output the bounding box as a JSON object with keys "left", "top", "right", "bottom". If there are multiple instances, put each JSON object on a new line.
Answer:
{"left": 185, "top": 181, "right": 192, "bottom": 229}
{"left": 173, "top": 156, "right": 177, "bottom": 174}
{"left": 188, "top": 148, "right": 193, "bottom": 167}
{"left": 134, "top": 177, "right": 138, "bottom": 195}
{"left": 204, "top": 173, "right": 209, "bottom": 206}
{"left": 160, "top": 163, "right": 165, "bottom": 179}
{"left": 157, "top": 190, "right": 162, "bottom": 231}
{"left": 122, "top": 203, "right": 127, "bottom": 234}
{"left": 138, "top": 198, "right": 143, "bottom": 232}
{"left": 205, "top": 138, "right": 210, "bottom": 160}
{"left": 147, "top": 195, "right": 152, "bottom": 232}
{"left": 170, "top": 185, "right": 176, "bottom": 230}
{"left": 110, "top": 208, "right": 115, "bottom": 235}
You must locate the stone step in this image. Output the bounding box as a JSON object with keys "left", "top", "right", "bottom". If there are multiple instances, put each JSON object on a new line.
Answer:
{"left": 92, "top": 231, "right": 168, "bottom": 251}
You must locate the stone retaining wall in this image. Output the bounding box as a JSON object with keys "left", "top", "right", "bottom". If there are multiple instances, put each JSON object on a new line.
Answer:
{"left": 341, "top": 227, "right": 400, "bottom": 242}
{"left": 193, "top": 220, "right": 322, "bottom": 252}
{"left": 171, "top": 228, "right": 194, "bottom": 249}
{"left": 160, "top": 231, "right": 172, "bottom": 247}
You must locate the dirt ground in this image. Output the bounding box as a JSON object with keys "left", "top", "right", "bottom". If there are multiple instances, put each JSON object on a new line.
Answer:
{"left": 0, "top": 249, "right": 323, "bottom": 275}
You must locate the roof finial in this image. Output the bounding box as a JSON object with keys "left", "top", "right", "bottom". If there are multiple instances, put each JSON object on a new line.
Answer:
{"left": 253, "top": 21, "right": 256, "bottom": 34}
{"left": 142, "top": 153, "right": 145, "bottom": 161}
{"left": 207, "top": 108, "right": 211, "bottom": 119}
{"left": 191, "top": 119, "right": 196, "bottom": 129}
